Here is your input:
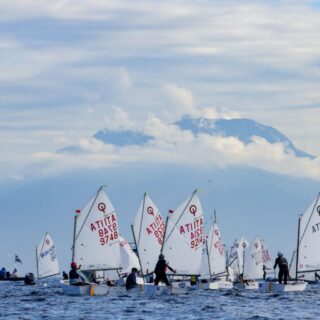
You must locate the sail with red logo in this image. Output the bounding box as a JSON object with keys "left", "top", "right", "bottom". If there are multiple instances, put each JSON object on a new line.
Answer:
{"left": 243, "top": 236, "right": 264, "bottom": 280}
{"left": 36, "top": 232, "right": 60, "bottom": 279}
{"left": 297, "top": 193, "right": 320, "bottom": 276}
{"left": 73, "top": 186, "right": 121, "bottom": 271}
{"left": 200, "top": 223, "right": 227, "bottom": 279}
{"left": 229, "top": 237, "right": 249, "bottom": 276}
{"left": 162, "top": 189, "right": 204, "bottom": 275}
{"left": 132, "top": 193, "right": 165, "bottom": 276}
{"left": 119, "top": 235, "right": 140, "bottom": 274}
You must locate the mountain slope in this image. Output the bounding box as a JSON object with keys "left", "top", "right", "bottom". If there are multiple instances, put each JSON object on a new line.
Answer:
{"left": 176, "top": 116, "right": 314, "bottom": 159}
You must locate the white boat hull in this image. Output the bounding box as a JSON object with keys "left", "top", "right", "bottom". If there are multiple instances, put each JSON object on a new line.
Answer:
{"left": 259, "top": 281, "right": 307, "bottom": 293}
{"left": 143, "top": 283, "right": 172, "bottom": 295}
{"left": 233, "top": 281, "right": 259, "bottom": 290}
{"left": 199, "top": 280, "right": 233, "bottom": 290}
{"left": 142, "top": 281, "right": 192, "bottom": 295}
{"left": 61, "top": 282, "right": 109, "bottom": 296}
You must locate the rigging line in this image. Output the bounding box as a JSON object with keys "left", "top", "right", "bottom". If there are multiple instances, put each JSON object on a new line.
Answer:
{"left": 74, "top": 186, "right": 103, "bottom": 243}
{"left": 164, "top": 189, "right": 198, "bottom": 244}
{"left": 137, "top": 192, "right": 147, "bottom": 248}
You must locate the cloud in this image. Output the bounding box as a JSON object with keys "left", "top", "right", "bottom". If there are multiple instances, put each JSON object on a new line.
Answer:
{"left": 2, "top": 115, "right": 317, "bottom": 182}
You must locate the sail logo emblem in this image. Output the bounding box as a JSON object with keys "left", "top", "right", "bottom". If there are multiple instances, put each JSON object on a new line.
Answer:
{"left": 147, "top": 206, "right": 154, "bottom": 216}
{"left": 98, "top": 202, "right": 106, "bottom": 213}
{"left": 45, "top": 239, "right": 50, "bottom": 245}
{"left": 254, "top": 242, "right": 259, "bottom": 249}
{"left": 189, "top": 205, "right": 197, "bottom": 216}
{"left": 242, "top": 242, "right": 246, "bottom": 248}
{"left": 215, "top": 229, "right": 219, "bottom": 236}
{"left": 317, "top": 206, "right": 320, "bottom": 215}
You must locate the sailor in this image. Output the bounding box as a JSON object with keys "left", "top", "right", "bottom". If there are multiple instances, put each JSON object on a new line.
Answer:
{"left": 12, "top": 268, "right": 18, "bottom": 278}
{"left": 62, "top": 271, "right": 69, "bottom": 280}
{"left": 126, "top": 267, "right": 138, "bottom": 290}
{"left": 154, "top": 254, "right": 176, "bottom": 286}
{"left": 263, "top": 265, "right": 271, "bottom": 280}
{"left": 273, "top": 252, "right": 289, "bottom": 284}
{"left": 0, "top": 268, "right": 6, "bottom": 280}
{"left": 69, "top": 262, "right": 88, "bottom": 285}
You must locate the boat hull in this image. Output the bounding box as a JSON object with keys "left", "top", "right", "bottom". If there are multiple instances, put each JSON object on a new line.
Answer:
{"left": 199, "top": 280, "right": 233, "bottom": 290}
{"left": 233, "top": 281, "right": 259, "bottom": 290}
{"left": 61, "top": 283, "right": 109, "bottom": 296}
{"left": 259, "top": 281, "right": 307, "bottom": 293}
{"left": 0, "top": 277, "right": 25, "bottom": 282}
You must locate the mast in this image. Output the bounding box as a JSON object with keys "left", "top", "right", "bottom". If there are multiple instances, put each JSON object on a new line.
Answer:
{"left": 160, "top": 216, "right": 169, "bottom": 254}
{"left": 131, "top": 224, "right": 144, "bottom": 279}
{"left": 35, "top": 247, "right": 39, "bottom": 282}
{"left": 295, "top": 217, "right": 301, "bottom": 282}
{"left": 205, "top": 236, "right": 212, "bottom": 281}
{"left": 71, "top": 212, "right": 78, "bottom": 262}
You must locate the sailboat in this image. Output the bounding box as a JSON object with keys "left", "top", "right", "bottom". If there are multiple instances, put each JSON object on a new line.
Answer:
{"left": 199, "top": 222, "right": 233, "bottom": 289}
{"left": 131, "top": 192, "right": 167, "bottom": 294}
{"left": 260, "top": 195, "right": 319, "bottom": 292}
{"left": 159, "top": 189, "right": 204, "bottom": 293}
{"left": 233, "top": 236, "right": 263, "bottom": 289}
{"left": 132, "top": 193, "right": 165, "bottom": 277}
{"left": 61, "top": 186, "right": 121, "bottom": 296}
{"left": 228, "top": 237, "right": 249, "bottom": 281}
{"left": 36, "top": 232, "right": 60, "bottom": 282}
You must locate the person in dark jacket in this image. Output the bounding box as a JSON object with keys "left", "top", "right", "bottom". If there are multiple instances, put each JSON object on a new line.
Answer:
{"left": 69, "top": 262, "right": 88, "bottom": 285}
{"left": 273, "top": 252, "right": 289, "bottom": 284}
{"left": 154, "top": 254, "right": 176, "bottom": 286}
{"left": 126, "top": 267, "right": 138, "bottom": 290}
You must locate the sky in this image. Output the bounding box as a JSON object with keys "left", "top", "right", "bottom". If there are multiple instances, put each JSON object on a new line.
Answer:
{"left": 0, "top": 0, "right": 320, "bottom": 272}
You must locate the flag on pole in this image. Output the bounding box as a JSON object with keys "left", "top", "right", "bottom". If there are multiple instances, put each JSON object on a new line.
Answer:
{"left": 14, "top": 255, "right": 22, "bottom": 264}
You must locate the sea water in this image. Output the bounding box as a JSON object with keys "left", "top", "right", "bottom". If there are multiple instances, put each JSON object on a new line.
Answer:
{"left": 0, "top": 280, "right": 319, "bottom": 319}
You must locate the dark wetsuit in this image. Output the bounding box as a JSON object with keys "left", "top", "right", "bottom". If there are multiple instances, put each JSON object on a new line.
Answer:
{"left": 126, "top": 273, "right": 137, "bottom": 290}
{"left": 69, "top": 268, "right": 86, "bottom": 285}
{"left": 274, "top": 257, "right": 289, "bottom": 284}
{"left": 154, "top": 260, "right": 174, "bottom": 286}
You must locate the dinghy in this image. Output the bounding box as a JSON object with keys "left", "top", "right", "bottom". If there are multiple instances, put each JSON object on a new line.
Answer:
{"left": 132, "top": 193, "right": 165, "bottom": 279}
{"left": 61, "top": 186, "right": 121, "bottom": 296}
{"left": 131, "top": 193, "right": 166, "bottom": 294}
{"left": 160, "top": 190, "right": 204, "bottom": 293}
{"left": 36, "top": 232, "right": 59, "bottom": 283}
{"left": 228, "top": 237, "right": 249, "bottom": 284}
{"left": 199, "top": 221, "right": 232, "bottom": 290}
{"left": 296, "top": 193, "right": 320, "bottom": 284}
{"left": 260, "top": 195, "right": 320, "bottom": 293}
{"left": 110, "top": 236, "right": 143, "bottom": 286}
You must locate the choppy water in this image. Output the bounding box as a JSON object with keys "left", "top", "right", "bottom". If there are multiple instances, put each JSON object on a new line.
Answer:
{"left": 0, "top": 280, "right": 319, "bottom": 320}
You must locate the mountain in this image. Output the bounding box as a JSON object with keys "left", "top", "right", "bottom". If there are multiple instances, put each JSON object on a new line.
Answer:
{"left": 93, "top": 129, "right": 153, "bottom": 146}
{"left": 59, "top": 115, "right": 314, "bottom": 160}
{"left": 176, "top": 115, "right": 314, "bottom": 159}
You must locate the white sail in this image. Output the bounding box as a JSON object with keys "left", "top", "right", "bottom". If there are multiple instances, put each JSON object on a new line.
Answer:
{"left": 298, "top": 193, "right": 320, "bottom": 273}
{"left": 260, "top": 238, "right": 272, "bottom": 268}
{"left": 200, "top": 223, "right": 226, "bottom": 279}
{"left": 229, "top": 237, "right": 249, "bottom": 276}
{"left": 162, "top": 190, "right": 204, "bottom": 275}
{"left": 243, "top": 237, "right": 263, "bottom": 280}
{"left": 132, "top": 193, "right": 165, "bottom": 275}
{"left": 119, "top": 236, "right": 140, "bottom": 274}
{"left": 36, "top": 233, "right": 59, "bottom": 279}
{"left": 73, "top": 187, "right": 121, "bottom": 271}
